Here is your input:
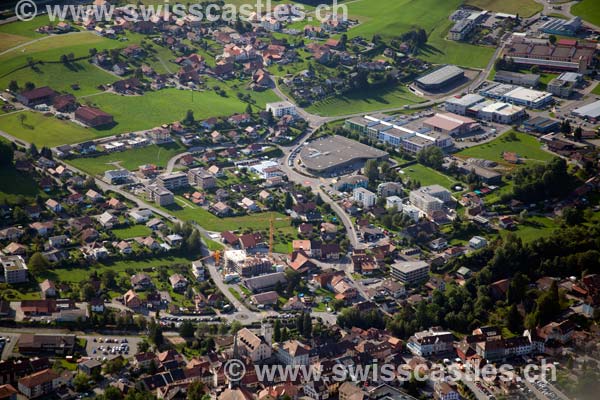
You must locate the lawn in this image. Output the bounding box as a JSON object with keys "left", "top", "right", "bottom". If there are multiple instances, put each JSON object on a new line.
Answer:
{"left": 67, "top": 141, "right": 186, "bottom": 176}
{"left": 456, "top": 131, "right": 555, "bottom": 166}
{"left": 0, "top": 111, "right": 104, "bottom": 147}
{"left": 0, "top": 15, "right": 52, "bottom": 38}
{"left": 160, "top": 196, "right": 297, "bottom": 252}
{"left": 571, "top": 0, "right": 600, "bottom": 27}
{"left": 0, "top": 165, "right": 47, "bottom": 203}
{"left": 306, "top": 85, "right": 425, "bottom": 116}
{"left": 345, "top": 0, "right": 495, "bottom": 69}
{"left": 592, "top": 82, "right": 600, "bottom": 95}
{"left": 464, "top": 0, "right": 543, "bottom": 17}
{"left": 112, "top": 225, "right": 153, "bottom": 240}
{"left": 40, "top": 254, "right": 197, "bottom": 283}
{"left": 500, "top": 215, "right": 558, "bottom": 242}
{"left": 398, "top": 163, "right": 462, "bottom": 190}
{"left": 0, "top": 60, "right": 116, "bottom": 97}
{"left": 83, "top": 85, "right": 278, "bottom": 135}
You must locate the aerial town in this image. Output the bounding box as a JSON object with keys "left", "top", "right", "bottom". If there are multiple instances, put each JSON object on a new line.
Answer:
{"left": 0, "top": 0, "right": 599, "bottom": 399}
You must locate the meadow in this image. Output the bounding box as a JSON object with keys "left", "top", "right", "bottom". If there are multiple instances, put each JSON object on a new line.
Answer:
{"left": 83, "top": 84, "right": 278, "bottom": 135}
{"left": 306, "top": 84, "right": 425, "bottom": 116}
{"left": 398, "top": 163, "right": 462, "bottom": 190}
{"left": 0, "top": 163, "right": 46, "bottom": 203}
{"left": 0, "top": 111, "right": 106, "bottom": 147}
{"left": 571, "top": 0, "right": 600, "bottom": 27}
{"left": 161, "top": 197, "right": 296, "bottom": 253}
{"left": 456, "top": 131, "right": 555, "bottom": 166}
{"left": 67, "top": 142, "right": 186, "bottom": 176}
{"left": 464, "top": 0, "right": 543, "bottom": 17}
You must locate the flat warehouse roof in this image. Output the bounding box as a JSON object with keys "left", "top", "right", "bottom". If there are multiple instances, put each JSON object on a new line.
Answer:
{"left": 299, "top": 135, "right": 388, "bottom": 172}
{"left": 416, "top": 65, "right": 464, "bottom": 86}
{"left": 573, "top": 101, "right": 600, "bottom": 118}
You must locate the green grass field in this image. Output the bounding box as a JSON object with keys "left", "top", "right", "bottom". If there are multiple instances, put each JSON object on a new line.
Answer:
{"left": 592, "top": 83, "right": 600, "bottom": 95}
{"left": 160, "top": 196, "right": 296, "bottom": 252}
{"left": 40, "top": 254, "right": 197, "bottom": 283}
{"left": 0, "top": 164, "right": 46, "bottom": 203}
{"left": 571, "top": 0, "right": 600, "bottom": 27}
{"left": 500, "top": 215, "right": 558, "bottom": 242}
{"left": 456, "top": 131, "right": 555, "bottom": 166}
{"left": 0, "top": 60, "right": 116, "bottom": 96}
{"left": 84, "top": 84, "right": 278, "bottom": 135}
{"left": 398, "top": 163, "right": 462, "bottom": 190}
{"left": 67, "top": 142, "right": 186, "bottom": 176}
{"left": 0, "top": 111, "right": 105, "bottom": 147}
{"left": 306, "top": 85, "right": 425, "bottom": 116}
{"left": 112, "top": 225, "right": 153, "bottom": 240}
{"left": 464, "top": 0, "right": 543, "bottom": 17}
{"left": 345, "top": 0, "right": 495, "bottom": 69}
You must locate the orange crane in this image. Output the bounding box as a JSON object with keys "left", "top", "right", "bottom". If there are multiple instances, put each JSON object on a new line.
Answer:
{"left": 252, "top": 214, "right": 292, "bottom": 258}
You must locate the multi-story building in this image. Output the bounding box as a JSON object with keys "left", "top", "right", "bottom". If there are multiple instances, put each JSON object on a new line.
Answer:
{"left": 276, "top": 340, "right": 310, "bottom": 366}
{"left": 409, "top": 185, "right": 452, "bottom": 215}
{"left": 353, "top": 188, "right": 377, "bottom": 208}
{"left": 236, "top": 327, "right": 272, "bottom": 362}
{"left": 146, "top": 184, "right": 175, "bottom": 206}
{"left": 407, "top": 328, "right": 454, "bottom": 357}
{"left": 266, "top": 101, "right": 297, "bottom": 118}
{"left": 188, "top": 167, "right": 217, "bottom": 190}
{"left": 0, "top": 255, "right": 28, "bottom": 284}
{"left": 390, "top": 260, "right": 430, "bottom": 284}
{"left": 17, "top": 369, "right": 60, "bottom": 399}
{"left": 156, "top": 172, "right": 188, "bottom": 190}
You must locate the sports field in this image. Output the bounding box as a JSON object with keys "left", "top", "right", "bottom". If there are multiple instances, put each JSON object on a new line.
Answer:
{"left": 67, "top": 142, "right": 186, "bottom": 176}
{"left": 0, "top": 111, "right": 104, "bottom": 147}
{"left": 456, "top": 131, "right": 555, "bottom": 166}
{"left": 306, "top": 85, "right": 425, "bottom": 116}
{"left": 571, "top": 0, "right": 600, "bottom": 27}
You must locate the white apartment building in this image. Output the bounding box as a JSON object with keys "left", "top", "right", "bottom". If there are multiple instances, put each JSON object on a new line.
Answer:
{"left": 353, "top": 187, "right": 377, "bottom": 208}
{"left": 266, "top": 101, "right": 298, "bottom": 118}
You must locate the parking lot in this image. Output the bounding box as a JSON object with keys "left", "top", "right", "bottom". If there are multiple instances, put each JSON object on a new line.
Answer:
{"left": 83, "top": 335, "right": 143, "bottom": 361}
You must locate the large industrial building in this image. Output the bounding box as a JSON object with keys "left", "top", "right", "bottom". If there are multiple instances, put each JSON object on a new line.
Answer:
{"left": 422, "top": 113, "right": 480, "bottom": 136}
{"left": 494, "top": 70, "right": 540, "bottom": 87}
{"left": 504, "top": 36, "right": 595, "bottom": 73}
{"left": 572, "top": 101, "right": 600, "bottom": 123}
{"left": 415, "top": 65, "right": 465, "bottom": 91}
{"left": 480, "top": 83, "right": 553, "bottom": 109}
{"left": 444, "top": 96, "right": 526, "bottom": 123}
{"left": 344, "top": 114, "right": 454, "bottom": 155}
{"left": 298, "top": 135, "right": 388, "bottom": 175}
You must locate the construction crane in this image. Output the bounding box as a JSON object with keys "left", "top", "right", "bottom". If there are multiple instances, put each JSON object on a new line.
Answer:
{"left": 256, "top": 214, "right": 292, "bottom": 259}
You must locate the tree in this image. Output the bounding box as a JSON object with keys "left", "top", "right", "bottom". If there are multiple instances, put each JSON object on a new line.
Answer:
{"left": 560, "top": 120, "right": 572, "bottom": 135}
{"left": 284, "top": 192, "right": 293, "bottom": 210}
{"left": 8, "top": 80, "right": 18, "bottom": 93}
{"left": 183, "top": 109, "right": 195, "bottom": 125}
{"left": 549, "top": 35, "right": 557, "bottom": 45}
{"left": 186, "top": 230, "right": 202, "bottom": 254}
{"left": 73, "top": 373, "right": 90, "bottom": 392}
{"left": 364, "top": 159, "right": 379, "bottom": 181}
{"left": 303, "top": 312, "right": 312, "bottom": 338}
{"left": 0, "top": 141, "right": 14, "bottom": 166}
{"left": 28, "top": 252, "right": 48, "bottom": 275}
{"left": 530, "top": 65, "right": 540, "bottom": 74}
{"left": 245, "top": 104, "right": 253, "bottom": 115}
{"left": 180, "top": 320, "right": 195, "bottom": 338}
{"left": 187, "top": 381, "right": 206, "bottom": 400}
{"left": 417, "top": 146, "right": 444, "bottom": 169}
{"left": 273, "top": 319, "right": 282, "bottom": 343}
{"left": 24, "top": 82, "right": 35, "bottom": 91}
{"left": 507, "top": 304, "right": 522, "bottom": 333}
{"left": 574, "top": 126, "right": 582, "bottom": 141}
{"left": 100, "top": 387, "right": 123, "bottom": 400}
